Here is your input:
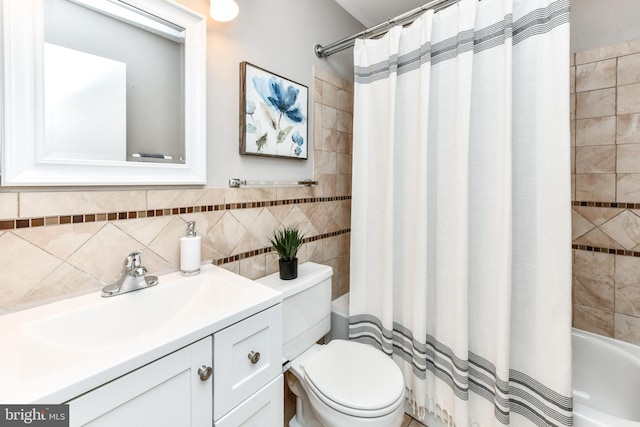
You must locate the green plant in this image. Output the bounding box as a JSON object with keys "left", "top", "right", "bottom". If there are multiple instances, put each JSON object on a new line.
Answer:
{"left": 268, "top": 226, "right": 304, "bottom": 261}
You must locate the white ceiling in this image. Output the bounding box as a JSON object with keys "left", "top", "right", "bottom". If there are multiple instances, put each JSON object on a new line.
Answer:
{"left": 333, "top": 0, "right": 426, "bottom": 27}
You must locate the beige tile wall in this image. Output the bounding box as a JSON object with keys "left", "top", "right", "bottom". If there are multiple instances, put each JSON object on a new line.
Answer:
{"left": 0, "top": 68, "right": 353, "bottom": 314}
{"left": 571, "top": 38, "right": 640, "bottom": 345}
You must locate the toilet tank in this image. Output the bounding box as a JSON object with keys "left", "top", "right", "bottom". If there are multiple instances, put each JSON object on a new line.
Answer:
{"left": 257, "top": 262, "right": 333, "bottom": 362}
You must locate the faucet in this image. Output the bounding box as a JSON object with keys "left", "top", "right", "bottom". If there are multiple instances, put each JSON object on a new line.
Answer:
{"left": 101, "top": 250, "right": 159, "bottom": 297}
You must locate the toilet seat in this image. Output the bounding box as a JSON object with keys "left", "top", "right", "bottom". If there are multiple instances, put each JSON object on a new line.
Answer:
{"left": 302, "top": 340, "right": 405, "bottom": 418}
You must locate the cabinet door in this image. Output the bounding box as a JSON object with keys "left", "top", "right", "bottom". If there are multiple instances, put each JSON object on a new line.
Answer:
{"left": 68, "top": 337, "right": 212, "bottom": 427}
{"left": 213, "top": 305, "right": 282, "bottom": 420}
{"left": 214, "top": 375, "right": 283, "bottom": 427}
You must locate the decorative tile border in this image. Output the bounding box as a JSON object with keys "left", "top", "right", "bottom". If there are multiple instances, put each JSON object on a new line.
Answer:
{"left": 213, "top": 229, "right": 351, "bottom": 265}
{"left": 572, "top": 244, "right": 640, "bottom": 257}
{"left": 0, "top": 196, "right": 352, "bottom": 231}
{"left": 572, "top": 201, "right": 640, "bottom": 209}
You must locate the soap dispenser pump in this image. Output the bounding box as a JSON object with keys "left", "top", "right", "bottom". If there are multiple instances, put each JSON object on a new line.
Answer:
{"left": 180, "top": 221, "right": 201, "bottom": 276}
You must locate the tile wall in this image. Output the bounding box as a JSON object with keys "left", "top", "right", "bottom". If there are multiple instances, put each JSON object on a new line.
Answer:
{"left": 571, "top": 38, "right": 640, "bottom": 345}
{"left": 0, "top": 67, "right": 353, "bottom": 315}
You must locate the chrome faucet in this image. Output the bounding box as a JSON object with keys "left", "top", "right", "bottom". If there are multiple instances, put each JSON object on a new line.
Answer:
{"left": 101, "top": 250, "right": 159, "bottom": 297}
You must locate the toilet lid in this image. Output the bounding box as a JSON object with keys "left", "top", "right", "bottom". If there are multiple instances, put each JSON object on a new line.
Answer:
{"left": 302, "top": 340, "right": 405, "bottom": 412}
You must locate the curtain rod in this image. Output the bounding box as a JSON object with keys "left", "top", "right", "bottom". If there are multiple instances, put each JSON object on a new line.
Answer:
{"left": 315, "top": 0, "right": 456, "bottom": 58}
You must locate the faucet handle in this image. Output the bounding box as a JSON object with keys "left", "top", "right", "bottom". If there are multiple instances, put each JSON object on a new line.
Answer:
{"left": 125, "top": 250, "right": 148, "bottom": 277}
{"left": 127, "top": 250, "right": 144, "bottom": 268}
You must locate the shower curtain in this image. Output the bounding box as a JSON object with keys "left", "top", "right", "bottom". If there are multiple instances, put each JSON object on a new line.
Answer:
{"left": 349, "top": 0, "right": 572, "bottom": 426}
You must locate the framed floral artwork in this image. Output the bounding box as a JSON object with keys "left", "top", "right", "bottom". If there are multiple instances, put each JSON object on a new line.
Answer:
{"left": 240, "top": 62, "right": 308, "bottom": 159}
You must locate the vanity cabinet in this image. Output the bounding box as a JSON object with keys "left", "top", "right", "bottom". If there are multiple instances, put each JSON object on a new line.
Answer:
{"left": 67, "top": 337, "right": 212, "bottom": 427}
{"left": 66, "top": 304, "right": 283, "bottom": 427}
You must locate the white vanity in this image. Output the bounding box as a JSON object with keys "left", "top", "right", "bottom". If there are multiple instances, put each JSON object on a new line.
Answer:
{"left": 0, "top": 265, "right": 284, "bottom": 426}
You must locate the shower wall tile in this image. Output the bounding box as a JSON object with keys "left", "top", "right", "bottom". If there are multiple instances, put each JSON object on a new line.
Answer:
{"left": 617, "top": 53, "right": 640, "bottom": 86}
{"left": 618, "top": 83, "right": 640, "bottom": 115}
{"left": 572, "top": 38, "right": 640, "bottom": 346}
{"left": 0, "top": 70, "right": 354, "bottom": 314}
{"left": 337, "top": 89, "right": 353, "bottom": 113}
{"left": 573, "top": 206, "right": 623, "bottom": 226}
{"left": 575, "top": 174, "right": 616, "bottom": 201}
{"left": 599, "top": 210, "right": 640, "bottom": 249}
{"left": 573, "top": 251, "right": 614, "bottom": 311}
{"left": 573, "top": 227, "right": 623, "bottom": 250}
{"left": 575, "top": 146, "right": 615, "bottom": 173}
{"left": 571, "top": 210, "right": 595, "bottom": 240}
{"left": 573, "top": 304, "right": 614, "bottom": 337}
{"left": 575, "top": 117, "right": 616, "bottom": 146}
{"left": 616, "top": 144, "right": 640, "bottom": 173}
{"left": 614, "top": 255, "right": 640, "bottom": 317}
{"left": 570, "top": 66, "right": 575, "bottom": 94}
{"left": 322, "top": 105, "right": 337, "bottom": 129}
{"left": 321, "top": 81, "right": 338, "bottom": 108}
{"left": 617, "top": 113, "right": 640, "bottom": 144}
{"left": 575, "top": 88, "right": 616, "bottom": 119}
{"left": 570, "top": 93, "right": 575, "bottom": 120}
{"left": 575, "top": 59, "right": 616, "bottom": 92}
{"left": 570, "top": 120, "right": 576, "bottom": 147}
{"left": 614, "top": 313, "right": 640, "bottom": 345}
{"left": 616, "top": 174, "right": 640, "bottom": 202}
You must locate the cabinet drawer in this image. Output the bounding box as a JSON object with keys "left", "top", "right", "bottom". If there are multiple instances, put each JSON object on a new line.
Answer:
{"left": 213, "top": 304, "right": 282, "bottom": 420}
{"left": 214, "top": 375, "right": 283, "bottom": 427}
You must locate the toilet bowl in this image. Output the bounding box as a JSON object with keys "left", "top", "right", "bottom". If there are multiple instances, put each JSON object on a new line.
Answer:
{"left": 258, "top": 263, "right": 405, "bottom": 427}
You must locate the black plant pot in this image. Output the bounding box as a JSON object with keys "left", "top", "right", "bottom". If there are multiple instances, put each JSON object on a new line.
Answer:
{"left": 279, "top": 258, "right": 298, "bottom": 280}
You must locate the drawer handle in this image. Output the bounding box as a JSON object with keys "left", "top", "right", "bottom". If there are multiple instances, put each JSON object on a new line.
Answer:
{"left": 197, "top": 365, "right": 212, "bottom": 381}
{"left": 248, "top": 351, "right": 261, "bottom": 364}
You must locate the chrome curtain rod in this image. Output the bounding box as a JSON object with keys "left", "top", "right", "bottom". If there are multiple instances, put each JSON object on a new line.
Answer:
{"left": 315, "top": 0, "right": 457, "bottom": 58}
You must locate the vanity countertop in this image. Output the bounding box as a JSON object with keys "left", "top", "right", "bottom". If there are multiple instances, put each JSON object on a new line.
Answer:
{"left": 0, "top": 264, "right": 282, "bottom": 404}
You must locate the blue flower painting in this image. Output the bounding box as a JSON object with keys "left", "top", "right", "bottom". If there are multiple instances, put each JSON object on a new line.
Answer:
{"left": 241, "top": 62, "right": 308, "bottom": 159}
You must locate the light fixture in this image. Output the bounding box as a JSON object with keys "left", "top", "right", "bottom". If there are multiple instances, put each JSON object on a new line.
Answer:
{"left": 209, "top": 0, "right": 239, "bottom": 22}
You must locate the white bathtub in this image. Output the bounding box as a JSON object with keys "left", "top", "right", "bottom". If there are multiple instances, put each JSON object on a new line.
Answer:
{"left": 573, "top": 328, "right": 640, "bottom": 427}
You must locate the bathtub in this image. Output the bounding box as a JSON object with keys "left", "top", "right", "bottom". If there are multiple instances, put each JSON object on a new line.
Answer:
{"left": 573, "top": 328, "right": 640, "bottom": 427}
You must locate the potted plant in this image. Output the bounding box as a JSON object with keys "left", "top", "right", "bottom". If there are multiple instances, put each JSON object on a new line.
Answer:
{"left": 269, "top": 226, "right": 305, "bottom": 280}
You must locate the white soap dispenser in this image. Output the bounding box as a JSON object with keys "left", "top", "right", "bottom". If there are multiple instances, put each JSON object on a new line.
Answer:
{"left": 180, "top": 221, "right": 201, "bottom": 276}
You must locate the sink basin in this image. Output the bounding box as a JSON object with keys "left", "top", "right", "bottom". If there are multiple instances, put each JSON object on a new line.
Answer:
{"left": 1, "top": 263, "right": 282, "bottom": 404}
{"left": 23, "top": 274, "right": 204, "bottom": 350}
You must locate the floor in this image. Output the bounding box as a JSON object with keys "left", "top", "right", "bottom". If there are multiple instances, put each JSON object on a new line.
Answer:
{"left": 402, "top": 413, "right": 428, "bottom": 427}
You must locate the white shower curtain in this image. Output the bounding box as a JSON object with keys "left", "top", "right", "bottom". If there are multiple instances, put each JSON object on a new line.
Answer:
{"left": 349, "top": 0, "right": 572, "bottom": 426}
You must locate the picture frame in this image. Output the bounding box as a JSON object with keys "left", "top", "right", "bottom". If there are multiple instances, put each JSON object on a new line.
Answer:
{"left": 239, "top": 62, "right": 308, "bottom": 159}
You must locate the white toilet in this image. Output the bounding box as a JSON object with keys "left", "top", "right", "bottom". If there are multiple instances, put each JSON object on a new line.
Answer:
{"left": 258, "top": 262, "right": 405, "bottom": 427}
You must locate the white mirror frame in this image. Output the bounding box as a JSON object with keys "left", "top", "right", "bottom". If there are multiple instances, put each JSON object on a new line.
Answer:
{"left": 0, "top": 0, "right": 207, "bottom": 186}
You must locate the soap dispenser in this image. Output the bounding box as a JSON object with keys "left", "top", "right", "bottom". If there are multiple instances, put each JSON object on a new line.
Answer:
{"left": 180, "top": 221, "right": 201, "bottom": 276}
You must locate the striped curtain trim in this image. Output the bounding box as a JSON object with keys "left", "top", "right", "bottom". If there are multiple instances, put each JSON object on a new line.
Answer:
{"left": 354, "top": 0, "right": 569, "bottom": 85}
{"left": 350, "top": 315, "right": 573, "bottom": 427}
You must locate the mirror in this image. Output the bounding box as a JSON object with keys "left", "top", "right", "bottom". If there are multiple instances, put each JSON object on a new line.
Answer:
{"left": 0, "top": 0, "right": 206, "bottom": 186}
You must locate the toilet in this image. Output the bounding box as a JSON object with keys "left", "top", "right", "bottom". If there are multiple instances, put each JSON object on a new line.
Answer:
{"left": 258, "top": 262, "right": 405, "bottom": 427}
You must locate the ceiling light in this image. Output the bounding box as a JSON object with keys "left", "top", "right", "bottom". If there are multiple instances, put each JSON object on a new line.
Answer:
{"left": 210, "top": 0, "right": 239, "bottom": 22}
